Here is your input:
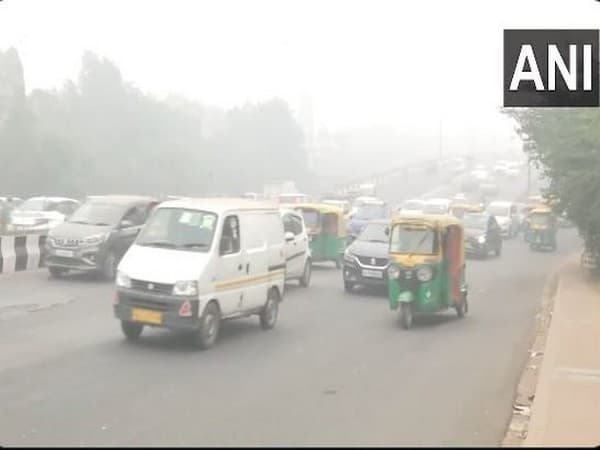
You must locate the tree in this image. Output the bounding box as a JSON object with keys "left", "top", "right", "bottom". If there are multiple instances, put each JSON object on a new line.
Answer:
{"left": 505, "top": 108, "right": 600, "bottom": 254}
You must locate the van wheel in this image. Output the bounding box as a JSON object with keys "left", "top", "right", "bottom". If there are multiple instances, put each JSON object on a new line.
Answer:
{"left": 121, "top": 321, "right": 143, "bottom": 341}
{"left": 193, "top": 302, "right": 221, "bottom": 349}
{"left": 102, "top": 251, "right": 118, "bottom": 281}
{"left": 49, "top": 266, "right": 68, "bottom": 278}
{"left": 299, "top": 260, "right": 311, "bottom": 287}
{"left": 259, "top": 289, "right": 280, "bottom": 330}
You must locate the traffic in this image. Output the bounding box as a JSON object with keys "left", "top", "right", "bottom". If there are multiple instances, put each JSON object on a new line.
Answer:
{"left": 1, "top": 155, "right": 564, "bottom": 347}
{"left": 0, "top": 153, "right": 581, "bottom": 446}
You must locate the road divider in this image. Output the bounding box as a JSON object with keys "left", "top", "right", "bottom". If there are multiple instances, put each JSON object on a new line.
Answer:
{"left": 0, "top": 234, "right": 47, "bottom": 274}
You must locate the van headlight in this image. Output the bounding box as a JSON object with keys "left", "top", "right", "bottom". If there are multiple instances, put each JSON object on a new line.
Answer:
{"left": 173, "top": 280, "right": 198, "bottom": 296}
{"left": 416, "top": 265, "right": 434, "bottom": 282}
{"left": 116, "top": 271, "right": 131, "bottom": 288}
{"left": 388, "top": 265, "right": 400, "bottom": 280}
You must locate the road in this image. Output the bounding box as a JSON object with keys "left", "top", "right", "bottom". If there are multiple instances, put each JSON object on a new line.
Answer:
{"left": 0, "top": 167, "right": 581, "bottom": 446}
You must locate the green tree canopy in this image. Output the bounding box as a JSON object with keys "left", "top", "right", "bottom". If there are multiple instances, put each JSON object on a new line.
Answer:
{"left": 505, "top": 108, "right": 600, "bottom": 253}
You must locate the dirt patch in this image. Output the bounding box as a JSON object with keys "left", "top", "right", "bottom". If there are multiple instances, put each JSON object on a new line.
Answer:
{"left": 501, "top": 269, "right": 559, "bottom": 446}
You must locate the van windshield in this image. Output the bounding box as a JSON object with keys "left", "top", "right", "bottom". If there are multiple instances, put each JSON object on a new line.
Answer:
{"left": 136, "top": 208, "right": 218, "bottom": 252}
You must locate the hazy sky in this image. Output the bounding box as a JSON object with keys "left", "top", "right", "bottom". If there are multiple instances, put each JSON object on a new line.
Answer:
{"left": 1, "top": 0, "right": 599, "bottom": 147}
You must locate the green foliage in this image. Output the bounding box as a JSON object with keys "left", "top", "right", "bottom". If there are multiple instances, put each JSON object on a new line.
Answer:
{"left": 0, "top": 49, "right": 308, "bottom": 198}
{"left": 505, "top": 108, "right": 600, "bottom": 253}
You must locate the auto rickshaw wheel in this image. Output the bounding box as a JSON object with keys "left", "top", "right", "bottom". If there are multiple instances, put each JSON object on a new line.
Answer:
{"left": 455, "top": 298, "right": 466, "bottom": 318}
{"left": 399, "top": 303, "right": 413, "bottom": 329}
{"left": 121, "top": 320, "right": 144, "bottom": 341}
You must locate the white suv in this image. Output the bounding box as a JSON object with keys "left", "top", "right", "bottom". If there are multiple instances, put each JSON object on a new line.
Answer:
{"left": 280, "top": 209, "right": 312, "bottom": 287}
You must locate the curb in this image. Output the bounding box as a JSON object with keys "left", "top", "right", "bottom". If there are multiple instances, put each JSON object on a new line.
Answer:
{"left": 502, "top": 267, "right": 560, "bottom": 446}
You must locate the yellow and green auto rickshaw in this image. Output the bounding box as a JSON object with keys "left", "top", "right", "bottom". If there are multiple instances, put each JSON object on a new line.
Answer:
{"left": 294, "top": 203, "right": 347, "bottom": 268}
{"left": 386, "top": 214, "right": 468, "bottom": 329}
{"left": 525, "top": 206, "right": 558, "bottom": 251}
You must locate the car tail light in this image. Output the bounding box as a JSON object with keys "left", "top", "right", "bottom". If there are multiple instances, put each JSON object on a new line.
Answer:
{"left": 179, "top": 300, "right": 192, "bottom": 317}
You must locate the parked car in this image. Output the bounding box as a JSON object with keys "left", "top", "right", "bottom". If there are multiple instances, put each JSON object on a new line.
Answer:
{"left": 486, "top": 200, "right": 520, "bottom": 238}
{"left": 114, "top": 198, "right": 286, "bottom": 349}
{"left": 45, "top": 195, "right": 160, "bottom": 279}
{"left": 342, "top": 219, "right": 390, "bottom": 292}
{"left": 10, "top": 196, "right": 80, "bottom": 231}
{"left": 463, "top": 213, "right": 503, "bottom": 258}
{"left": 280, "top": 208, "right": 312, "bottom": 287}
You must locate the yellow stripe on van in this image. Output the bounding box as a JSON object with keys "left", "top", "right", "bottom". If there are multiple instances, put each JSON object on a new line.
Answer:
{"left": 216, "top": 270, "right": 285, "bottom": 292}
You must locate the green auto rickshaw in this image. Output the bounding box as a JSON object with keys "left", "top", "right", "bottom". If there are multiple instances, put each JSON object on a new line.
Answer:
{"left": 294, "top": 203, "right": 346, "bottom": 268}
{"left": 386, "top": 214, "right": 468, "bottom": 329}
{"left": 525, "top": 207, "right": 557, "bottom": 251}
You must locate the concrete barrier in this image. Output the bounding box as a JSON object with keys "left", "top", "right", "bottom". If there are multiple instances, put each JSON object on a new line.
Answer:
{"left": 0, "top": 234, "right": 47, "bottom": 274}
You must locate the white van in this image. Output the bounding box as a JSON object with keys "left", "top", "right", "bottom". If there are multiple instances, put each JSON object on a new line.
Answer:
{"left": 280, "top": 208, "right": 311, "bottom": 287}
{"left": 113, "top": 198, "right": 286, "bottom": 349}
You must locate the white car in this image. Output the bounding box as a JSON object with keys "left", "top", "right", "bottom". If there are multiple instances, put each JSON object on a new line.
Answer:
{"left": 280, "top": 208, "right": 312, "bottom": 287}
{"left": 10, "top": 196, "right": 80, "bottom": 231}
{"left": 486, "top": 201, "right": 520, "bottom": 238}
{"left": 422, "top": 198, "right": 452, "bottom": 215}
{"left": 398, "top": 199, "right": 425, "bottom": 215}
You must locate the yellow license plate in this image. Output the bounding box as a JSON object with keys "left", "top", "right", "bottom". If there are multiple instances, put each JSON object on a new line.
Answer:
{"left": 131, "top": 308, "right": 163, "bottom": 325}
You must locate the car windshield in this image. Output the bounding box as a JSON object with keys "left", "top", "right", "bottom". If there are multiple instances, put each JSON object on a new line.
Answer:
{"left": 487, "top": 205, "right": 510, "bottom": 217}
{"left": 463, "top": 215, "right": 488, "bottom": 230}
{"left": 390, "top": 226, "right": 436, "bottom": 255}
{"left": 68, "top": 202, "right": 126, "bottom": 226}
{"left": 136, "top": 208, "right": 217, "bottom": 252}
{"left": 17, "top": 198, "right": 50, "bottom": 212}
{"left": 354, "top": 205, "right": 386, "bottom": 220}
{"left": 423, "top": 204, "right": 447, "bottom": 215}
{"left": 358, "top": 223, "right": 388, "bottom": 243}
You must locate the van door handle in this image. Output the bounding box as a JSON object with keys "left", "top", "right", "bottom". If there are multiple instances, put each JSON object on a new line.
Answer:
{"left": 246, "top": 263, "right": 250, "bottom": 274}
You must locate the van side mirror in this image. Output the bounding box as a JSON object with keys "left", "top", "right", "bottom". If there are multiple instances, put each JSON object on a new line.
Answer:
{"left": 285, "top": 231, "right": 295, "bottom": 242}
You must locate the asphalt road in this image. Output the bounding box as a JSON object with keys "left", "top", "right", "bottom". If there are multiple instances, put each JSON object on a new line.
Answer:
{"left": 0, "top": 168, "right": 581, "bottom": 446}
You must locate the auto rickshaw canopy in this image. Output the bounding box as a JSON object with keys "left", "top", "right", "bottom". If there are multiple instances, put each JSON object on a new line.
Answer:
{"left": 294, "top": 203, "right": 346, "bottom": 238}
